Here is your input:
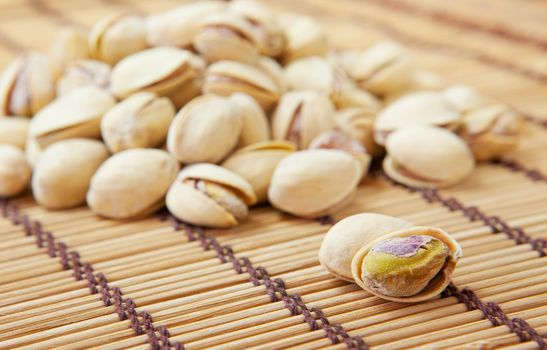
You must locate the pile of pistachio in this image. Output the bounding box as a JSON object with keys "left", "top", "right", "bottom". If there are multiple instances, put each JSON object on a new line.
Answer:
{"left": 0, "top": 0, "right": 522, "bottom": 228}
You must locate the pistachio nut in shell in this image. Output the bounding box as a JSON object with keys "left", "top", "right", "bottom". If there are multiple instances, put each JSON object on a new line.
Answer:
{"left": 166, "top": 53, "right": 206, "bottom": 109}
{"left": 167, "top": 94, "right": 242, "bottom": 164}
{"left": 335, "top": 107, "right": 383, "bottom": 157}
{"left": 278, "top": 14, "right": 327, "bottom": 64}
{"left": 88, "top": 13, "right": 147, "bottom": 65}
{"left": 57, "top": 59, "right": 111, "bottom": 96}
{"left": 166, "top": 163, "right": 256, "bottom": 228}
{"left": 459, "top": 104, "right": 522, "bottom": 162}
{"left": 222, "top": 140, "right": 295, "bottom": 203}
{"left": 256, "top": 57, "right": 286, "bottom": 94}
{"left": 268, "top": 149, "right": 361, "bottom": 218}
{"left": 384, "top": 126, "right": 475, "bottom": 188}
{"left": 29, "top": 86, "right": 116, "bottom": 148}
{"left": 49, "top": 27, "right": 89, "bottom": 79}
{"left": 0, "top": 116, "right": 29, "bottom": 149}
{"left": 442, "top": 84, "right": 485, "bottom": 113}
{"left": 0, "top": 52, "right": 55, "bottom": 117}
{"left": 352, "top": 225, "right": 462, "bottom": 302}
{"left": 203, "top": 60, "right": 281, "bottom": 111}
{"left": 271, "top": 90, "right": 335, "bottom": 149}
{"left": 101, "top": 92, "right": 175, "bottom": 153}
{"left": 87, "top": 148, "right": 179, "bottom": 219}
{"left": 0, "top": 144, "right": 31, "bottom": 198}
{"left": 374, "top": 91, "right": 461, "bottom": 146}
{"left": 319, "top": 213, "right": 413, "bottom": 282}
{"left": 32, "top": 139, "right": 109, "bottom": 209}
{"left": 229, "top": 93, "right": 270, "bottom": 148}
{"left": 25, "top": 136, "right": 42, "bottom": 168}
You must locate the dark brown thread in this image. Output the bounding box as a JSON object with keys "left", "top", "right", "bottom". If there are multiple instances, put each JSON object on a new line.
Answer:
{"left": 492, "top": 159, "right": 547, "bottom": 183}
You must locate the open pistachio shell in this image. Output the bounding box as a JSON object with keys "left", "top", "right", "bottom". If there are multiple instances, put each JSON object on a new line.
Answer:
{"left": 384, "top": 126, "right": 475, "bottom": 188}
{"left": 32, "top": 139, "right": 109, "bottom": 209}
{"left": 49, "top": 27, "right": 89, "bottom": 79}
{"left": 87, "top": 148, "right": 179, "bottom": 219}
{"left": 229, "top": 93, "right": 270, "bottom": 148}
{"left": 166, "top": 163, "right": 256, "bottom": 228}
{"left": 268, "top": 149, "right": 361, "bottom": 218}
{"left": 335, "top": 107, "right": 383, "bottom": 157}
{"left": 0, "top": 144, "right": 31, "bottom": 198}
{"left": 0, "top": 116, "right": 30, "bottom": 149}
{"left": 57, "top": 59, "right": 111, "bottom": 96}
{"left": 278, "top": 14, "right": 327, "bottom": 64}
{"left": 351, "top": 225, "right": 462, "bottom": 303}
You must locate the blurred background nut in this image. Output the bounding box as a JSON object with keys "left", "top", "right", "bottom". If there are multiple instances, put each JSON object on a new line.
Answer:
{"left": 229, "top": 93, "right": 270, "bottom": 148}
{"left": 101, "top": 92, "right": 175, "bottom": 153}
{"left": 0, "top": 52, "right": 55, "bottom": 117}
{"left": 222, "top": 140, "right": 295, "bottom": 203}
{"left": 0, "top": 144, "right": 31, "bottom": 198}
{"left": 57, "top": 59, "right": 111, "bottom": 96}
{"left": 256, "top": 56, "right": 286, "bottom": 93}
{"left": 166, "top": 163, "right": 257, "bottom": 228}
{"left": 87, "top": 148, "right": 179, "bottom": 219}
{"left": 442, "top": 84, "right": 486, "bottom": 113}
{"left": 49, "top": 27, "right": 89, "bottom": 80}
{"left": 32, "top": 139, "right": 109, "bottom": 209}
{"left": 0, "top": 116, "right": 30, "bottom": 149}
{"left": 89, "top": 13, "right": 147, "bottom": 65}
{"left": 335, "top": 107, "right": 383, "bottom": 157}
{"left": 278, "top": 14, "right": 327, "bottom": 64}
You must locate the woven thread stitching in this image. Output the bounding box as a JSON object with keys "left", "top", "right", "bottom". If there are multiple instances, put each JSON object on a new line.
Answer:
{"left": 492, "top": 159, "right": 547, "bottom": 183}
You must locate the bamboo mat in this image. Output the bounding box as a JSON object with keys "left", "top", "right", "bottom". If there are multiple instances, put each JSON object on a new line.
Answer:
{"left": 1, "top": 0, "right": 547, "bottom": 349}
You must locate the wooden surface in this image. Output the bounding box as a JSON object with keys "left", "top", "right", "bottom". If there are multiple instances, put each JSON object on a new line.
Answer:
{"left": 0, "top": 1, "right": 547, "bottom": 349}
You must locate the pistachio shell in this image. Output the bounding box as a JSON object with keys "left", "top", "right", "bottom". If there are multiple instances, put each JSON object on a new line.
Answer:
{"left": 49, "top": 27, "right": 89, "bottom": 79}
{"left": 384, "top": 126, "right": 475, "bottom": 188}
{"left": 166, "top": 53, "right": 206, "bottom": 109}
{"left": 222, "top": 140, "right": 295, "bottom": 203}
{"left": 57, "top": 59, "right": 111, "bottom": 96}
{"left": 0, "top": 144, "right": 31, "bottom": 197}
{"left": 335, "top": 108, "right": 383, "bottom": 157}
{"left": 87, "top": 148, "right": 179, "bottom": 219}
{"left": 229, "top": 93, "right": 270, "bottom": 148}
{"left": 101, "top": 92, "right": 175, "bottom": 153}
{"left": 32, "top": 139, "right": 109, "bottom": 209}
{"left": 278, "top": 15, "right": 327, "bottom": 64}
{"left": 443, "top": 85, "right": 485, "bottom": 113}
{"left": 268, "top": 149, "right": 361, "bottom": 218}
{"left": 0, "top": 116, "right": 30, "bottom": 149}
{"left": 336, "top": 87, "right": 382, "bottom": 111}
{"left": 256, "top": 57, "right": 286, "bottom": 93}
{"left": 167, "top": 95, "right": 242, "bottom": 164}
{"left": 25, "top": 136, "right": 42, "bottom": 168}
{"left": 30, "top": 86, "right": 116, "bottom": 148}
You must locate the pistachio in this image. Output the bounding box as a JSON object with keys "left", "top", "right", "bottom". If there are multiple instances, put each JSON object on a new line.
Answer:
{"left": 32, "top": 139, "right": 109, "bottom": 209}
{"left": 89, "top": 13, "right": 147, "bottom": 65}
{"left": 271, "top": 90, "right": 335, "bottom": 149}
{"left": 167, "top": 95, "right": 242, "bottom": 164}
{"left": 335, "top": 107, "right": 383, "bottom": 157}
{"left": 229, "top": 93, "right": 270, "bottom": 148}
{"left": 29, "top": 86, "right": 116, "bottom": 148}
{"left": 442, "top": 84, "right": 486, "bottom": 113}
{"left": 278, "top": 14, "right": 327, "bottom": 64}
{"left": 0, "top": 52, "right": 55, "bottom": 117}
{"left": 268, "top": 149, "right": 362, "bottom": 218}
{"left": 87, "top": 148, "right": 179, "bottom": 219}
{"left": 57, "top": 59, "right": 111, "bottom": 96}
{"left": 203, "top": 60, "right": 281, "bottom": 111}
{"left": 25, "top": 136, "right": 42, "bottom": 168}
{"left": 374, "top": 91, "right": 461, "bottom": 146}
{"left": 101, "top": 92, "right": 175, "bottom": 153}
{"left": 222, "top": 140, "right": 295, "bottom": 203}
{"left": 166, "top": 53, "right": 206, "bottom": 109}
{"left": 0, "top": 116, "right": 29, "bottom": 149}
{"left": 382, "top": 69, "right": 447, "bottom": 105}
{"left": 49, "top": 27, "right": 89, "bottom": 79}
{"left": 336, "top": 87, "right": 382, "bottom": 111}
{"left": 384, "top": 126, "right": 475, "bottom": 188}
{"left": 166, "top": 163, "right": 256, "bottom": 228}
{"left": 0, "top": 144, "right": 31, "bottom": 198}
{"left": 256, "top": 56, "right": 286, "bottom": 93}
{"left": 459, "top": 104, "right": 522, "bottom": 162}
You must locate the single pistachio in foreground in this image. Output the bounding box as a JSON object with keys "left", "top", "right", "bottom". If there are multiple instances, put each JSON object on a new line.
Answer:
{"left": 0, "top": 144, "right": 32, "bottom": 198}
{"left": 0, "top": 116, "right": 30, "bottom": 149}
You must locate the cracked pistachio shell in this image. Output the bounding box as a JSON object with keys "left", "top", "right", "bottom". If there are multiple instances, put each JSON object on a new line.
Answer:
{"left": 49, "top": 27, "right": 89, "bottom": 79}
{"left": 268, "top": 149, "right": 361, "bottom": 218}
{"left": 166, "top": 53, "right": 206, "bottom": 109}
{"left": 167, "top": 95, "right": 242, "bottom": 164}
{"left": 29, "top": 86, "right": 116, "bottom": 148}
{"left": 278, "top": 15, "right": 327, "bottom": 64}
{"left": 442, "top": 84, "right": 486, "bottom": 113}
{"left": 57, "top": 59, "right": 111, "bottom": 96}
{"left": 166, "top": 163, "right": 256, "bottom": 228}
{"left": 89, "top": 14, "right": 147, "bottom": 65}
{"left": 0, "top": 116, "right": 29, "bottom": 149}
{"left": 87, "top": 149, "right": 179, "bottom": 219}
{"left": 384, "top": 126, "right": 475, "bottom": 188}
{"left": 0, "top": 144, "right": 31, "bottom": 197}
{"left": 256, "top": 56, "right": 286, "bottom": 93}
{"left": 110, "top": 47, "right": 197, "bottom": 99}
{"left": 222, "top": 140, "right": 295, "bottom": 203}
{"left": 374, "top": 91, "right": 461, "bottom": 145}
{"left": 351, "top": 225, "right": 462, "bottom": 302}
{"left": 335, "top": 108, "right": 383, "bottom": 157}
{"left": 229, "top": 93, "right": 270, "bottom": 148}
{"left": 32, "top": 139, "right": 109, "bottom": 209}
{"left": 459, "top": 104, "right": 522, "bottom": 162}
{"left": 0, "top": 52, "right": 55, "bottom": 117}
{"left": 101, "top": 92, "right": 175, "bottom": 153}
{"left": 203, "top": 60, "right": 281, "bottom": 111}
{"left": 271, "top": 90, "right": 335, "bottom": 149}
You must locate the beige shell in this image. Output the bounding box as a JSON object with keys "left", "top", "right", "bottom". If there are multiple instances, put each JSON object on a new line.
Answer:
{"left": 101, "top": 92, "right": 175, "bottom": 153}
{"left": 256, "top": 57, "right": 286, "bottom": 93}
{"left": 222, "top": 140, "right": 295, "bottom": 203}
{"left": 382, "top": 69, "right": 447, "bottom": 105}
{"left": 271, "top": 90, "right": 335, "bottom": 149}
{"left": 268, "top": 149, "right": 362, "bottom": 218}
{"left": 229, "top": 93, "right": 270, "bottom": 148}
{"left": 88, "top": 13, "right": 147, "bottom": 65}
{"left": 443, "top": 85, "right": 486, "bottom": 113}
{"left": 203, "top": 60, "right": 281, "bottom": 111}
{"left": 384, "top": 126, "right": 475, "bottom": 188}
{"left": 49, "top": 27, "right": 89, "bottom": 79}
{"left": 57, "top": 59, "right": 111, "bottom": 96}
{"left": 166, "top": 163, "right": 256, "bottom": 228}
{"left": 351, "top": 225, "right": 462, "bottom": 303}
{"left": 0, "top": 144, "right": 31, "bottom": 198}
{"left": 278, "top": 14, "right": 327, "bottom": 64}
{"left": 25, "top": 136, "right": 42, "bottom": 168}
{"left": 87, "top": 148, "right": 179, "bottom": 219}
{"left": 29, "top": 86, "right": 116, "bottom": 148}
{"left": 336, "top": 87, "right": 382, "bottom": 111}
{"left": 374, "top": 91, "right": 461, "bottom": 145}
{"left": 335, "top": 107, "right": 383, "bottom": 157}
{"left": 166, "top": 53, "right": 206, "bottom": 109}
{"left": 167, "top": 95, "right": 242, "bottom": 164}
{"left": 0, "top": 52, "right": 55, "bottom": 117}
{"left": 0, "top": 116, "right": 30, "bottom": 149}
{"left": 32, "top": 139, "right": 109, "bottom": 209}
{"left": 319, "top": 213, "right": 413, "bottom": 281}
